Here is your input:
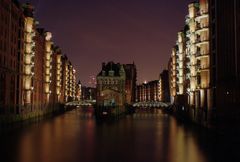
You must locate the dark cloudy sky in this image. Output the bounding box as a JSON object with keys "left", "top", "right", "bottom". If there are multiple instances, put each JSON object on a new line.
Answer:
{"left": 20, "top": 0, "right": 191, "bottom": 86}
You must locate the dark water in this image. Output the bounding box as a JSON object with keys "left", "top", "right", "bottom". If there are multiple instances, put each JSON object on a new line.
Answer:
{"left": 0, "top": 107, "right": 239, "bottom": 162}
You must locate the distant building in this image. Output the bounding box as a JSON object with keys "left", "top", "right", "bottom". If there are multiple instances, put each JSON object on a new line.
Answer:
{"left": 61, "top": 55, "right": 77, "bottom": 103}
{"left": 81, "top": 86, "right": 96, "bottom": 101}
{"left": 96, "top": 62, "right": 126, "bottom": 107}
{"left": 136, "top": 80, "right": 159, "bottom": 102}
{"left": 76, "top": 81, "right": 82, "bottom": 101}
{"left": 124, "top": 63, "right": 137, "bottom": 104}
{"left": 136, "top": 71, "right": 170, "bottom": 104}
{"left": 168, "top": 55, "right": 176, "bottom": 104}
{"left": 159, "top": 70, "right": 170, "bottom": 103}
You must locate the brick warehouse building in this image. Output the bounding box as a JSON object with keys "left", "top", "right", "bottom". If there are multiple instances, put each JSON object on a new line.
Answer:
{"left": 0, "top": 0, "right": 24, "bottom": 114}
{"left": 168, "top": 0, "right": 240, "bottom": 127}
{"left": 0, "top": 1, "right": 78, "bottom": 122}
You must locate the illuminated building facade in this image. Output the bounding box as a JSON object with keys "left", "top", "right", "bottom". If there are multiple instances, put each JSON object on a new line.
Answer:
{"left": 53, "top": 47, "right": 63, "bottom": 103}
{"left": 61, "top": 56, "right": 77, "bottom": 103}
{"left": 169, "top": 0, "right": 211, "bottom": 125}
{"left": 168, "top": 48, "right": 177, "bottom": 103}
{"left": 185, "top": 3, "right": 198, "bottom": 109}
{"left": 69, "top": 64, "right": 73, "bottom": 100}
{"left": 44, "top": 31, "right": 53, "bottom": 104}
{"left": 183, "top": 1, "right": 210, "bottom": 123}
{"left": 136, "top": 80, "right": 159, "bottom": 102}
{"left": 96, "top": 62, "right": 126, "bottom": 107}
{"left": 72, "top": 68, "right": 77, "bottom": 100}
{"left": 22, "top": 3, "right": 36, "bottom": 111}
{"left": 169, "top": 0, "right": 240, "bottom": 127}
{"left": 176, "top": 31, "right": 186, "bottom": 96}
{"left": 49, "top": 46, "right": 57, "bottom": 109}
{"left": 76, "top": 81, "right": 82, "bottom": 101}
{"left": 96, "top": 61, "right": 137, "bottom": 107}
{"left": 194, "top": 0, "right": 210, "bottom": 123}
{"left": 0, "top": 1, "right": 78, "bottom": 122}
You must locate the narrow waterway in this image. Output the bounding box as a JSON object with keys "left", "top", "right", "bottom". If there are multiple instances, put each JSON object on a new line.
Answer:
{"left": 0, "top": 107, "right": 239, "bottom": 162}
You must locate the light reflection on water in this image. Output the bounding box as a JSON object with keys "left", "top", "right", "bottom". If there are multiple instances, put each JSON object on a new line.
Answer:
{"left": 0, "top": 107, "right": 239, "bottom": 162}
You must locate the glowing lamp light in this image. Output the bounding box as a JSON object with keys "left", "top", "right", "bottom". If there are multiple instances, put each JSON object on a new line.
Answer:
{"left": 24, "top": 79, "right": 31, "bottom": 90}
{"left": 25, "top": 44, "right": 32, "bottom": 53}
{"left": 25, "top": 18, "right": 34, "bottom": 33}
{"left": 26, "top": 34, "right": 32, "bottom": 43}
{"left": 24, "top": 55, "right": 31, "bottom": 64}
{"left": 46, "top": 55, "right": 50, "bottom": 60}
{"left": 25, "top": 67, "right": 31, "bottom": 75}
{"left": 45, "top": 32, "right": 52, "bottom": 41}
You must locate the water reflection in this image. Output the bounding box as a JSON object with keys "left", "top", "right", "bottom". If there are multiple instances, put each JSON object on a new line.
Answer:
{"left": 0, "top": 107, "right": 239, "bottom": 162}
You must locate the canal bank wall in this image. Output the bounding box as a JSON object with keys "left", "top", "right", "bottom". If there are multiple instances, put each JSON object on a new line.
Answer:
{"left": 0, "top": 103, "right": 66, "bottom": 124}
{"left": 167, "top": 104, "right": 240, "bottom": 134}
{"left": 167, "top": 105, "right": 215, "bottom": 129}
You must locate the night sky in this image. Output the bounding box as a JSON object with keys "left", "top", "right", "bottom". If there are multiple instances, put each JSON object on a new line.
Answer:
{"left": 20, "top": 0, "right": 191, "bottom": 86}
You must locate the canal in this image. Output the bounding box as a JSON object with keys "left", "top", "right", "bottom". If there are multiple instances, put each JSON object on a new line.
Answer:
{"left": 0, "top": 107, "right": 239, "bottom": 162}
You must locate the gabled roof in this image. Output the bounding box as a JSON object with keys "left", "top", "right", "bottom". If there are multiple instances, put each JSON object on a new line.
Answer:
{"left": 97, "top": 61, "right": 122, "bottom": 77}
